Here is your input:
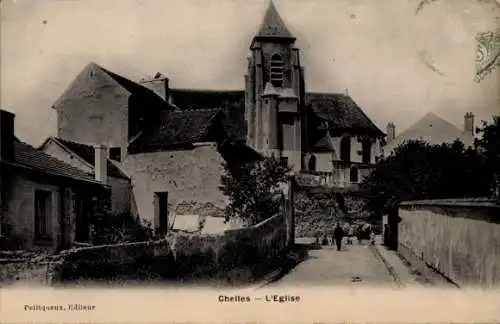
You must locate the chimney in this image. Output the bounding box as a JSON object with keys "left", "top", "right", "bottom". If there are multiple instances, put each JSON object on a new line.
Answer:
{"left": 0, "top": 110, "right": 15, "bottom": 160}
{"left": 464, "top": 112, "right": 474, "bottom": 136}
{"left": 157, "top": 73, "right": 169, "bottom": 102}
{"left": 386, "top": 122, "right": 396, "bottom": 142}
{"left": 139, "top": 73, "right": 169, "bottom": 102}
{"left": 94, "top": 144, "right": 107, "bottom": 184}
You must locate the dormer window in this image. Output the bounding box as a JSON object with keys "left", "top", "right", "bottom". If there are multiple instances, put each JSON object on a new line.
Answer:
{"left": 270, "top": 54, "right": 284, "bottom": 88}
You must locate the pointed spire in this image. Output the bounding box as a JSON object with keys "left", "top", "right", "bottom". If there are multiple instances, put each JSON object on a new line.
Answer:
{"left": 253, "top": 1, "right": 295, "bottom": 43}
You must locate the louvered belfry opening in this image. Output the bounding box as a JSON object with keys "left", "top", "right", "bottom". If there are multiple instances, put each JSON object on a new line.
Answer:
{"left": 270, "top": 54, "right": 284, "bottom": 88}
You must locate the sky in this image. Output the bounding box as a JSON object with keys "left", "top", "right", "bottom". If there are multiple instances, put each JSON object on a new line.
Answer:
{"left": 1, "top": 0, "right": 500, "bottom": 146}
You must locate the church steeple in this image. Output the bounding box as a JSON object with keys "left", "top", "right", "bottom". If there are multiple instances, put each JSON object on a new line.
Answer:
{"left": 251, "top": 1, "right": 295, "bottom": 48}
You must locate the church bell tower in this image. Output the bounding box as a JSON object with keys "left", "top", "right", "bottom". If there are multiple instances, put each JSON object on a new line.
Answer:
{"left": 244, "top": 0, "right": 305, "bottom": 171}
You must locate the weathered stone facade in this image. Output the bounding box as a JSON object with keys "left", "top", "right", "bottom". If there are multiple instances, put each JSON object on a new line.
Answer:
{"left": 121, "top": 144, "right": 228, "bottom": 228}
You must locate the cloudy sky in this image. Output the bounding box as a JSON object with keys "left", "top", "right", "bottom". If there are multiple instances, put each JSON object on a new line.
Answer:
{"left": 1, "top": 0, "right": 499, "bottom": 146}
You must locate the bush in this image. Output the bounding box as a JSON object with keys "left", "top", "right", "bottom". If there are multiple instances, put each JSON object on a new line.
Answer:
{"left": 361, "top": 139, "right": 491, "bottom": 217}
{"left": 89, "top": 212, "right": 159, "bottom": 245}
{"left": 219, "top": 155, "right": 291, "bottom": 225}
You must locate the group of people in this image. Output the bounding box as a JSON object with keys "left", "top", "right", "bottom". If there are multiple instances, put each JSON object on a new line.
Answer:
{"left": 317, "top": 223, "right": 376, "bottom": 251}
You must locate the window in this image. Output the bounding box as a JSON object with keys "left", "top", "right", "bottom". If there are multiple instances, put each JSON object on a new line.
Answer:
{"left": 109, "top": 147, "right": 121, "bottom": 162}
{"left": 280, "top": 157, "right": 289, "bottom": 167}
{"left": 362, "top": 139, "right": 372, "bottom": 164}
{"left": 340, "top": 136, "right": 351, "bottom": 162}
{"left": 154, "top": 192, "right": 169, "bottom": 234}
{"left": 34, "top": 190, "right": 52, "bottom": 240}
{"left": 270, "top": 54, "right": 284, "bottom": 88}
{"left": 308, "top": 155, "right": 316, "bottom": 171}
{"left": 350, "top": 167, "right": 359, "bottom": 183}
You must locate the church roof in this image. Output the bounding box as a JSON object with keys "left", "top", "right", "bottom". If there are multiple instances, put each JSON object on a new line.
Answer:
{"left": 311, "top": 132, "right": 336, "bottom": 152}
{"left": 305, "top": 93, "right": 384, "bottom": 136}
{"left": 384, "top": 112, "right": 473, "bottom": 153}
{"left": 128, "top": 109, "right": 226, "bottom": 152}
{"left": 253, "top": 1, "right": 295, "bottom": 42}
{"left": 164, "top": 89, "right": 383, "bottom": 140}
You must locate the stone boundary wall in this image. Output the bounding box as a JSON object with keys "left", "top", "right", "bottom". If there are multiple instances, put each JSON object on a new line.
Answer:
{"left": 1, "top": 209, "right": 290, "bottom": 284}
{"left": 169, "top": 212, "right": 289, "bottom": 280}
{"left": 398, "top": 198, "right": 500, "bottom": 288}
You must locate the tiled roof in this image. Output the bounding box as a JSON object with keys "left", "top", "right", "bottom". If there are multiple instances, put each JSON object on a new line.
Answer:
{"left": 5, "top": 139, "right": 103, "bottom": 185}
{"left": 165, "top": 89, "right": 383, "bottom": 142}
{"left": 384, "top": 112, "right": 473, "bottom": 154}
{"left": 311, "top": 132, "right": 336, "bottom": 152}
{"left": 168, "top": 88, "right": 245, "bottom": 111}
{"left": 168, "top": 88, "right": 246, "bottom": 141}
{"left": 51, "top": 138, "right": 130, "bottom": 180}
{"left": 254, "top": 1, "right": 295, "bottom": 41}
{"left": 129, "top": 109, "right": 225, "bottom": 152}
{"left": 305, "top": 93, "right": 384, "bottom": 136}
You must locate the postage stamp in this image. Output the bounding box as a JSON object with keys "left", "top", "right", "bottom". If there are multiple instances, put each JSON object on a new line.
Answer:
{"left": 474, "top": 31, "right": 500, "bottom": 82}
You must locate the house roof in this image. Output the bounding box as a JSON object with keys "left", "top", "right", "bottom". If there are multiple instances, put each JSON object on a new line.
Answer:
{"left": 253, "top": 1, "right": 295, "bottom": 42}
{"left": 3, "top": 139, "right": 104, "bottom": 185}
{"left": 47, "top": 137, "right": 130, "bottom": 180}
{"left": 305, "top": 93, "right": 385, "bottom": 136}
{"left": 129, "top": 109, "right": 225, "bottom": 152}
{"left": 384, "top": 112, "right": 473, "bottom": 153}
{"left": 168, "top": 88, "right": 246, "bottom": 141}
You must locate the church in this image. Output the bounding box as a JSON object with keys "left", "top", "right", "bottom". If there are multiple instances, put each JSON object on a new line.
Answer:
{"left": 45, "top": 1, "right": 385, "bottom": 229}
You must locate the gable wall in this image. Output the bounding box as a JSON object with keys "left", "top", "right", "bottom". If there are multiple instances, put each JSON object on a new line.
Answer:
{"left": 56, "top": 90, "right": 129, "bottom": 150}
{"left": 41, "top": 140, "right": 131, "bottom": 215}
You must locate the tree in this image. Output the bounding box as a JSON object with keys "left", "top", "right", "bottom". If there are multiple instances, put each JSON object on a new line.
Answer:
{"left": 219, "top": 155, "right": 292, "bottom": 225}
{"left": 360, "top": 139, "right": 491, "bottom": 217}
{"left": 475, "top": 115, "right": 500, "bottom": 198}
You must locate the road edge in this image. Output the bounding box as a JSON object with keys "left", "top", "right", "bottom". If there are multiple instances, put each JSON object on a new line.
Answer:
{"left": 369, "top": 243, "right": 404, "bottom": 288}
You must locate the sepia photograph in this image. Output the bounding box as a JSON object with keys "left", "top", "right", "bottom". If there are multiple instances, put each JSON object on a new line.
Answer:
{"left": 1, "top": 0, "right": 499, "bottom": 323}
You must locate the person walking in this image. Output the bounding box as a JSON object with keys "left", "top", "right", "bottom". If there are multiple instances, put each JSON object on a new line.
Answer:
{"left": 333, "top": 223, "right": 345, "bottom": 251}
{"left": 370, "top": 229, "right": 376, "bottom": 245}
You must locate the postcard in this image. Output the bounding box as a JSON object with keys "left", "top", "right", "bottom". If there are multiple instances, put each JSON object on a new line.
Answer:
{"left": 1, "top": 0, "right": 499, "bottom": 323}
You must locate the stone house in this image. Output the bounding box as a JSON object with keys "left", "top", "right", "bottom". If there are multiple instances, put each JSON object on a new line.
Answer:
{"left": 39, "top": 137, "right": 132, "bottom": 215}
{"left": 123, "top": 108, "right": 262, "bottom": 231}
{"left": 0, "top": 110, "right": 109, "bottom": 251}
